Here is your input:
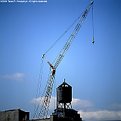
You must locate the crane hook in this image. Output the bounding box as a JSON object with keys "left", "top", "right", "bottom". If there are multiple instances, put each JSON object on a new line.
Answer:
{"left": 92, "top": 36, "right": 95, "bottom": 44}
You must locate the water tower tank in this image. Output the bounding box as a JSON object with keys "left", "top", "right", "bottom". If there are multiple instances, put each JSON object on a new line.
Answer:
{"left": 57, "top": 81, "right": 72, "bottom": 103}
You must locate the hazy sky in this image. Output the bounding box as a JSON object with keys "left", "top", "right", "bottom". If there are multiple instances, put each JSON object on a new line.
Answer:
{"left": 0, "top": 0, "right": 121, "bottom": 120}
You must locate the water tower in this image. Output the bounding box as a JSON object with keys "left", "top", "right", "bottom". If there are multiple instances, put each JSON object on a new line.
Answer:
{"left": 50, "top": 79, "right": 82, "bottom": 121}
{"left": 57, "top": 80, "right": 72, "bottom": 110}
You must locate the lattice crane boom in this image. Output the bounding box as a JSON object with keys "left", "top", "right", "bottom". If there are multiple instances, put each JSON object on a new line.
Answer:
{"left": 54, "top": 0, "right": 94, "bottom": 69}
{"left": 38, "top": 0, "right": 94, "bottom": 119}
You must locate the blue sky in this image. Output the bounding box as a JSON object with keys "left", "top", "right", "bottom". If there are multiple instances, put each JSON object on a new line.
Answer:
{"left": 0, "top": 0, "right": 121, "bottom": 120}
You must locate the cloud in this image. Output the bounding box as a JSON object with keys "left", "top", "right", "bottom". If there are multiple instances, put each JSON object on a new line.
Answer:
{"left": 72, "top": 98, "right": 93, "bottom": 110}
{"left": 31, "top": 97, "right": 121, "bottom": 120}
{"left": 79, "top": 110, "right": 121, "bottom": 120}
{"left": 31, "top": 96, "right": 57, "bottom": 118}
{"left": 72, "top": 99, "right": 121, "bottom": 120}
{"left": 31, "top": 97, "right": 93, "bottom": 117}
{"left": 31, "top": 97, "right": 92, "bottom": 109}
{"left": 31, "top": 96, "right": 57, "bottom": 112}
{"left": 0, "top": 72, "right": 25, "bottom": 81}
{"left": 31, "top": 97, "right": 41, "bottom": 104}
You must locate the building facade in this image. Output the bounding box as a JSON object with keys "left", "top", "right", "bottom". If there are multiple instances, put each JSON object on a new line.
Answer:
{"left": 0, "top": 109, "right": 29, "bottom": 121}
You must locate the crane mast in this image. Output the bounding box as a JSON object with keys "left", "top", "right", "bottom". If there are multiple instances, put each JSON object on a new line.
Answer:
{"left": 37, "top": 0, "right": 94, "bottom": 119}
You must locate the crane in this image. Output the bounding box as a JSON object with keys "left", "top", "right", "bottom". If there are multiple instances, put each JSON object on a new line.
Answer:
{"left": 34, "top": 0, "right": 94, "bottom": 119}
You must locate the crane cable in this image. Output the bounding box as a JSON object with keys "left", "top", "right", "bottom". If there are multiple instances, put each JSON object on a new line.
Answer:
{"left": 42, "top": 15, "right": 82, "bottom": 59}
{"left": 92, "top": 3, "right": 95, "bottom": 44}
{"left": 42, "top": 6, "right": 95, "bottom": 60}
{"left": 33, "top": 58, "right": 44, "bottom": 118}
